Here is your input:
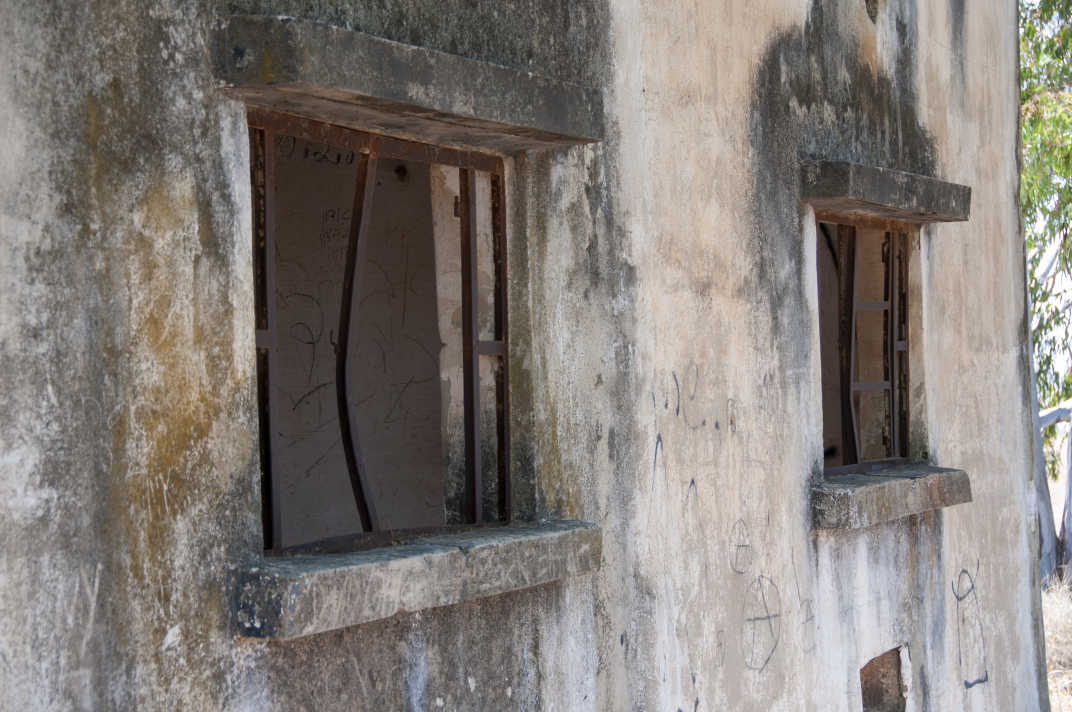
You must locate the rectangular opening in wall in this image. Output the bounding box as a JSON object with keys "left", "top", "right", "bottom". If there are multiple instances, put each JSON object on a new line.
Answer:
{"left": 817, "top": 222, "right": 909, "bottom": 470}
{"left": 248, "top": 112, "right": 511, "bottom": 551}
{"left": 860, "top": 647, "right": 906, "bottom": 712}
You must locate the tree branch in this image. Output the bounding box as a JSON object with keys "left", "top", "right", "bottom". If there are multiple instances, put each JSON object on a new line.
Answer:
{"left": 1038, "top": 244, "right": 1061, "bottom": 287}
{"left": 1040, "top": 401, "right": 1072, "bottom": 428}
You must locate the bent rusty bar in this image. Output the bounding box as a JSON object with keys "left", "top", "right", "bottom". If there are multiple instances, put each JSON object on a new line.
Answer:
{"left": 337, "top": 152, "right": 378, "bottom": 532}
{"left": 836, "top": 224, "right": 859, "bottom": 466}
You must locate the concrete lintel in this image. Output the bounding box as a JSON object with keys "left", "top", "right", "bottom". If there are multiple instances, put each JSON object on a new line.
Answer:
{"left": 232, "top": 520, "right": 602, "bottom": 640}
{"left": 801, "top": 161, "right": 971, "bottom": 223}
{"left": 213, "top": 15, "right": 603, "bottom": 154}
{"left": 811, "top": 463, "right": 972, "bottom": 530}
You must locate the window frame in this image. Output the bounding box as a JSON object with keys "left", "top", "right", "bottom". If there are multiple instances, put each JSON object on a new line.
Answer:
{"left": 816, "top": 217, "right": 913, "bottom": 475}
{"left": 248, "top": 108, "right": 512, "bottom": 553}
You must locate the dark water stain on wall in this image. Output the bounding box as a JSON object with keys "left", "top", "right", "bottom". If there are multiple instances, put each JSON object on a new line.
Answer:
{"left": 747, "top": 0, "right": 936, "bottom": 401}
{"left": 950, "top": 0, "right": 966, "bottom": 83}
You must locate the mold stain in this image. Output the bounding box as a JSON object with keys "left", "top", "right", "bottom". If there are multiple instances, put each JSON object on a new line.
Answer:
{"left": 259, "top": 47, "right": 274, "bottom": 83}
{"left": 103, "top": 172, "right": 245, "bottom": 704}
{"left": 949, "top": 0, "right": 966, "bottom": 84}
{"left": 747, "top": 0, "right": 935, "bottom": 375}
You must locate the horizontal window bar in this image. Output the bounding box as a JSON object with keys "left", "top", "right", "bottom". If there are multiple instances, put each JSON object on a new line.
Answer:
{"left": 246, "top": 108, "right": 504, "bottom": 175}
{"left": 852, "top": 381, "right": 891, "bottom": 392}
{"left": 477, "top": 340, "right": 506, "bottom": 356}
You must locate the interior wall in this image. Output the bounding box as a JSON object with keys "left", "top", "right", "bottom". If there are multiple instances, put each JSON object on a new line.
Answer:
{"left": 349, "top": 158, "right": 446, "bottom": 533}
{"left": 270, "top": 134, "right": 362, "bottom": 546}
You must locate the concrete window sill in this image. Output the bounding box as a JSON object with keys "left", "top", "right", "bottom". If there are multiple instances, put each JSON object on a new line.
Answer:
{"left": 811, "top": 463, "right": 972, "bottom": 530}
{"left": 231, "top": 520, "right": 601, "bottom": 640}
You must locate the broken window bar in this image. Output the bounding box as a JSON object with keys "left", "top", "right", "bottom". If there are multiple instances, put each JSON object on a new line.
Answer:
{"left": 460, "top": 167, "right": 483, "bottom": 524}
{"left": 336, "top": 152, "right": 378, "bottom": 533}
{"left": 837, "top": 225, "right": 859, "bottom": 465}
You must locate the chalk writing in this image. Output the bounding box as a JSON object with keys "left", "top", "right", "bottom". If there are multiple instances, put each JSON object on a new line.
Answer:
{"left": 742, "top": 575, "right": 781, "bottom": 671}
{"left": 952, "top": 561, "right": 989, "bottom": 689}
{"left": 730, "top": 519, "right": 753, "bottom": 574}
{"left": 302, "top": 143, "right": 355, "bottom": 166}
{"left": 791, "top": 549, "right": 816, "bottom": 653}
{"left": 320, "top": 208, "right": 352, "bottom": 246}
{"left": 276, "top": 135, "right": 296, "bottom": 158}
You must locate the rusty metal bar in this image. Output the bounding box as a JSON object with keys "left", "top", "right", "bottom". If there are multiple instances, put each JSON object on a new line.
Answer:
{"left": 337, "top": 153, "right": 378, "bottom": 532}
{"left": 894, "top": 232, "right": 909, "bottom": 457}
{"left": 251, "top": 128, "right": 269, "bottom": 332}
{"left": 460, "top": 167, "right": 483, "bottom": 523}
{"left": 814, "top": 210, "right": 922, "bottom": 233}
{"left": 375, "top": 139, "right": 502, "bottom": 176}
{"left": 852, "top": 381, "right": 891, "bottom": 392}
{"left": 491, "top": 172, "right": 510, "bottom": 522}
{"left": 476, "top": 340, "right": 506, "bottom": 356}
{"left": 823, "top": 457, "right": 908, "bottom": 476}
{"left": 837, "top": 225, "right": 859, "bottom": 465}
{"left": 245, "top": 107, "right": 503, "bottom": 174}
{"left": 887, "top": 232, "right": 900, "bottom": 458}
{"left": 255, "top": 348, "right": 273, "bottom": 550}
{"left": 250, "top": 126, "right": 275, "bottom": 552}
{"left": 263, "top": 128, "right": 284, "bottom": 551}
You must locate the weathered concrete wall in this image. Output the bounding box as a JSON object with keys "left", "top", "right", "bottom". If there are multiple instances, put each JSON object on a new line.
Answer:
{"left": 0, "top": 1, "right": 1042, "bottom": 711}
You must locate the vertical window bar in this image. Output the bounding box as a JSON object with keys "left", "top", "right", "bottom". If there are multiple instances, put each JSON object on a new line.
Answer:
{"left": 256, "top": 349, "right": 273, "bottom": 549}
{"left": 262, "top": 129, "right": 284, "bottom": 551}
{"left": 887, "top": 232, "right": 900, "bottom": 458}
{"left": 460, "top": 168, "right": 483, "bottom": 523}
{"left": 896, "top": 233, "right": 909, "bottom": 456}
{"left": 491, "top": 172, "right": 511, "bottom": 522}
{"left": 250, "top": 127, "right": 274, "bottom": 551}
{"left": 849, "top": 241, "right": 863, "bottom": 461}
{"left": 837, "top": 225, "right": 860, "bottom": 465}
{"left": 337, "top": 152, "right": 378, "bottom": 532}
{"left": 251, "top": 129, "right": 269, "bottom": 332}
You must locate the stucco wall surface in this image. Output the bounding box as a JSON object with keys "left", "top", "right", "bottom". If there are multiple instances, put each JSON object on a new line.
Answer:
{"left": 0, "top": 0, "right": 1044, "bottom": 710}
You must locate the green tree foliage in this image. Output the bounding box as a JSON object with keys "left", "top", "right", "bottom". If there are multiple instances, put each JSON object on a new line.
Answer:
{"left": 1023, "top": 0, "right": 1072, "bottom": 476}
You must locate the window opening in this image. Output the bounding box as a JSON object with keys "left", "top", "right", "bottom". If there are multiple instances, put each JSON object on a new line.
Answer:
{"left": 818, "top": 222, "right": 908, "bottom": 470}
{"left": 248, "top": 110, "right": 511, "bottom": 551}
{"left": 860, "top": 647, "right": 907, "bottom": 712}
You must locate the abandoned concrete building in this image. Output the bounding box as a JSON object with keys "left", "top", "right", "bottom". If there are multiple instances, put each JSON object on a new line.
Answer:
{"left": 0, "top": 0, "right": 1048, "bottom": 710}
